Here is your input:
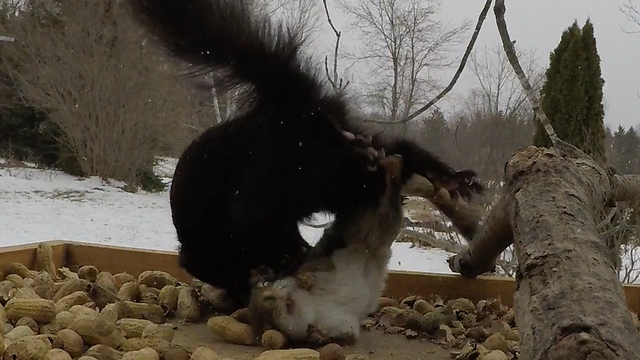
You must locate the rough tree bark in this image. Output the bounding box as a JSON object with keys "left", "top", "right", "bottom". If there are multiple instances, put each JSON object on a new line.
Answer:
{"left": 448, "top": 145, "right": 640, "bottom": 359}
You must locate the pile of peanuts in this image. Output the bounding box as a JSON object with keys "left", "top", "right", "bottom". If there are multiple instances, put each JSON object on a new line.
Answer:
{"left": 0, "top": 242, "right": 357, "bottom": 360}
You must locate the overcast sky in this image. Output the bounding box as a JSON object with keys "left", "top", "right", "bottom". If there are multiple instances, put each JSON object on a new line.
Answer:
{"left": 316, "top": 0, "right": 640, "bottom": 129}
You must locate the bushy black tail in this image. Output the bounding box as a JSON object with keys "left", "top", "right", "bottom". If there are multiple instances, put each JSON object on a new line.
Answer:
{"left": 127, "top": 0, "right": 326, "bottom": 106}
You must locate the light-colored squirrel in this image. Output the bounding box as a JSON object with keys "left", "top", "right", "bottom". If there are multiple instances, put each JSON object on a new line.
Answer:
{"left": 247, "top": 154, "right": 405, "bottom": 346}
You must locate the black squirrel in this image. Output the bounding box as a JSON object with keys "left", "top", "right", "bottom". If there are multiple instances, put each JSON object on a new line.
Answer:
{"left": 127, "top": 0, "right": 484, "bottom": 307}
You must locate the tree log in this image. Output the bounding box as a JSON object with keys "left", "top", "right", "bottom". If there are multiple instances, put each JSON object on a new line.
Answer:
{"left": 449, "top": 146, "right": 640, "bottom": 360}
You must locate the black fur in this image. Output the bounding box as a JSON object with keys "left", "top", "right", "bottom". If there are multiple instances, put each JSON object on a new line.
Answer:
{"left": 127, "top": 0, "right": 484, "bottom": 307}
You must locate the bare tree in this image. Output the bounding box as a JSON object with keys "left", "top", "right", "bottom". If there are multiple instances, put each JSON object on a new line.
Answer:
{"left": 338, "top": 0, "right": 470, "bottom": 128}
{"left": 0, "top": 0, "right": 194, "bottom": 186}
{"left": 467, "top": 44, "right": 543, "bottom": 116}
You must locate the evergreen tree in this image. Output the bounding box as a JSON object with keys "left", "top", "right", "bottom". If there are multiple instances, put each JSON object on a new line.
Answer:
{"left": 417, "top": 109, "right": 449, "bottom": 158}
{"left": 580, "top": 20, "right": 606, "bottom": 159}
{"left": 610, "top": 125, "right": 627, "bottom": 173}
{"left": 621, "top": 126, "right": 640, "bottom": 174}
{"left": 533, "top": 22, "right": 579, "bottom": 148}
{"left": 604, "top": 125, "right": 614, "bottom": 159}
{"left": 420, "top": 109, "right": 448, "bottom": 136}
{"left": 608, "top": 125, "right": 640, "bottom": 174}
{"left": 533, "top": 19, "right": 607, "bottom": 161}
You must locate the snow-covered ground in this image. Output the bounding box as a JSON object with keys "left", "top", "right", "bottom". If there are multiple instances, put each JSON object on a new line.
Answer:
{"left": 0, "top": 157, "right": 456, "bottom": 275}
{"left": 3, "top": 156, "right": 639, "bottom": 282}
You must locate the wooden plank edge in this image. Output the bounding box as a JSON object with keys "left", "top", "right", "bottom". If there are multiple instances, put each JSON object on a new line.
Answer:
{"left": 0, "top": 240, "right": 68, "bottom": 276}
{"left": 64, "top": 241, "right": 192, "bottom": 283}
{"left": 2, "top": 240, "right": 640, "bottom": 314}
{"left": 384, "top": 271, "right": 640, "bottom": 314}
{"left": 384, "top": 271, "right": 516, "bottom": 307}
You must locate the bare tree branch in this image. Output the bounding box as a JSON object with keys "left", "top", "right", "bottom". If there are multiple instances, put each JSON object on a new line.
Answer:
{"left": 493, "top": 0, "right": 592, "bottom": 161}
{"left": 492, "top": 0, "right": 562, "bottom": 146}
{"left": 322, "top": 0, "right": 350, "bottom": 92}
{"left": 393, "top": 0, "right": 493, "bottom": 124}
{"left": 399, "top": 228, "right": 465, "bottom": 253}
{"left": 621, "top": 0, "right": 640, "bottom": 33}
{"left": 620, "top": 240, "right": 640, "bottom": 283}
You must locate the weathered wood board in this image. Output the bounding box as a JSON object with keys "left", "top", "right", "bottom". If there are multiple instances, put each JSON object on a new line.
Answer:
{"left": 1, "top": 240, "right": 639, "bottom": 313}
